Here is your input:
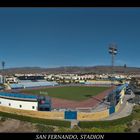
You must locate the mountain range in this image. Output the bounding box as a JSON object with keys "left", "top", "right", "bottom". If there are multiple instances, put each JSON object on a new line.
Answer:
{"left": 0, "top": 66, "right": 140, "bottom": 75}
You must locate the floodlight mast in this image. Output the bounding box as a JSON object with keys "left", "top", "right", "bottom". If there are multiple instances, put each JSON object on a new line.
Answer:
{"left": 108, "top": 43, "right": 118, "bottom": 75}
{"left": 108, "top": 44, "right": 118, "bottom": 107}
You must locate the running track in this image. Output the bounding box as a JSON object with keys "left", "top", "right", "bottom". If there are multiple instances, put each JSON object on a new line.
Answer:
{"left": 51, "top": 86, "right": 115, "bottom": 109}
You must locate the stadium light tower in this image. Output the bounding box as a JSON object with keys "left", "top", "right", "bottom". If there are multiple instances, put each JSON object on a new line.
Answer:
{"left": 2, "top": 61, "right": 5, "bottom": 71}
{"left": 108, "top": 43, "right": 118, "bottom": 75}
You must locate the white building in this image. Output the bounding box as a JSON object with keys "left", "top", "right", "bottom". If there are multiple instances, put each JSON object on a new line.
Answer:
{"left": 0, "top": 75, "right": 3, "bottom": 83}
{"left": 0, "top": 92, "right": 38, "bottom": 111}
{"left": 6, "top": 76, "right": 18, "bottom": 83}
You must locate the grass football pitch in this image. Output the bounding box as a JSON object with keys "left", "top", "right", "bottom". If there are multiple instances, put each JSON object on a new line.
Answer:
{"left": 22, "top": 86, "right": 109, "bottom": 101}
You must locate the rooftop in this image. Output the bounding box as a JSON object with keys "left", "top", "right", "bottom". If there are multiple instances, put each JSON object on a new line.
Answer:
{"left": 0, "top": 92, "right": 37, "bottom": 100}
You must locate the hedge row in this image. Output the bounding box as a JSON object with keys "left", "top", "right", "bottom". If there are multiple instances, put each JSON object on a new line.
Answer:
{"left": 78, "top": 115, "right": 132, "bottom": 128}
{"left": 0, "top": 111, "right": 71, "bottom": 128}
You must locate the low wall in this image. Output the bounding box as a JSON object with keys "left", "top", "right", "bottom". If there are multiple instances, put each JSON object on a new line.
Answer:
{"left": 109, "top": 87, "right": 126, "bottom": 115}
{"left": 115, "top": 88, "right": 126, "bottom": 113}
{"left": 0, "top": 106, "right": 64, "bottom": 120}
{"left": 115, "top": 100, "right": 121, "bottom": 112}
{"left": 77, "top": 109, "right": 109, "bottom": 121}
{"left": 120, "top": 88, "right": 125, "bottom": 99}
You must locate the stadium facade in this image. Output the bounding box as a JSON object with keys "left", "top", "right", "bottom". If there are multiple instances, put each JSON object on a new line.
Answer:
{"left": 0, "top": 92, "right": 51, "bottom": 111}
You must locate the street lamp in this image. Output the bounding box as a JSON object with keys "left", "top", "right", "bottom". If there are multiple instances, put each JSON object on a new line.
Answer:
{"left": 2, "top": 61, "right": 5, "bottom": 83}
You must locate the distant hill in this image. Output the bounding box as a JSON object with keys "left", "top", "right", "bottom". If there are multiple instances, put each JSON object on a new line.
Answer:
{"left": 0, "top": 66, "right": 140, "bottom": 75}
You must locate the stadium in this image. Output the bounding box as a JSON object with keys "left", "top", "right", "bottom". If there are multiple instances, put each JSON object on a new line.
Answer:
{"left": 0, "top": 78, "right": 128, "bottom": 120}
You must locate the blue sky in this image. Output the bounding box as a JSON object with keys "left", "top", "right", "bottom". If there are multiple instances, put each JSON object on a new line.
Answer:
{"left": 0, "top": 8, "right": 140, "bottom": 68}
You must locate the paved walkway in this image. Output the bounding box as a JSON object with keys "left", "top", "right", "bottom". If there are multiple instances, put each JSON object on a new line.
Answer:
{"left": 103, "top": 93, "right": 135, "bottom": 120}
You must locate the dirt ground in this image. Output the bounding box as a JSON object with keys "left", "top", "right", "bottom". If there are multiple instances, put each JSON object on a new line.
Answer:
{"left": 0, "top": 117, "right": 140, "bottom": 132}
{"left": 0, "top": 118, "right": 38, "bottom": 132}
{"left": 130, "top": 120, "right": 140, "bottom": 132}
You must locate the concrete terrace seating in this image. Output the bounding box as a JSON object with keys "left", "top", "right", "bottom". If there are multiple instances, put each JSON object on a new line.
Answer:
{"left": 85, "top": 81, "right": 112, "bottom": 85}
{"left": 10, "top": 81, "right": 58, "bottom": 89}
{"left": 0, "top": 92, "right": 37, "bottom": 100}
{"left": 10, "top": 84, "right": 24, "bottom": 89}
